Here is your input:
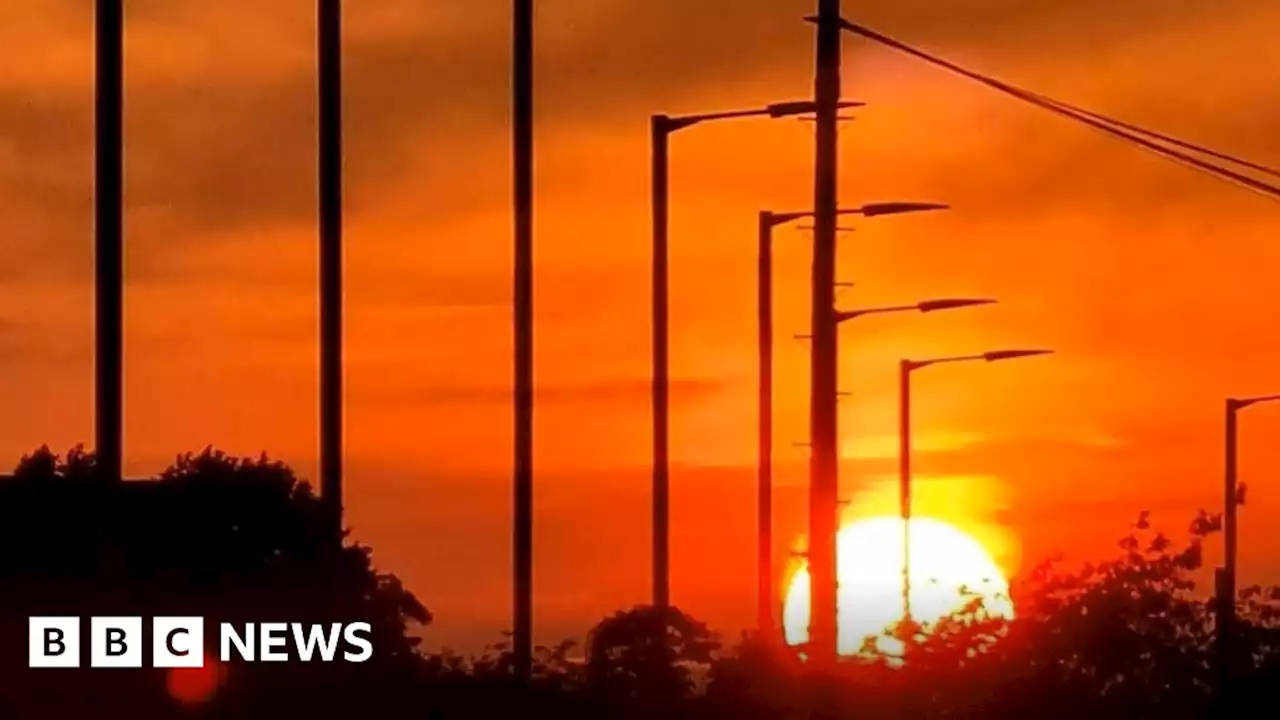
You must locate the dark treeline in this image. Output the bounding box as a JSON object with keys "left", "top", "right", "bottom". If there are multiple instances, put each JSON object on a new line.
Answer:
{"left": 0, "top": 447, "right": 1277, "bottom": 719}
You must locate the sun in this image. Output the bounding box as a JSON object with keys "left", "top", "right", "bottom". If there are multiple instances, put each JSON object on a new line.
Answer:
{"left": 782, "top": 516, "right": 1013, "bottom": 655}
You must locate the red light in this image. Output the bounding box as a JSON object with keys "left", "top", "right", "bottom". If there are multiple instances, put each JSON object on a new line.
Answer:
{"left": 166, "top": 655, "right": 223, "bottom": 706}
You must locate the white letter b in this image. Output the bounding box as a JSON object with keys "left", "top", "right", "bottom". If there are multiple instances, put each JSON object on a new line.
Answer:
{"left": 91, "top": 617, "right": 142, "bottom": 667}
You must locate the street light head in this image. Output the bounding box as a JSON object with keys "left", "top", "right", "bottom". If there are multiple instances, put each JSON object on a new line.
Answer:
{"left": 917, "top": 298, "right": 996, "bottom": 313}
{"left": 764, "top": 100, "right": 866, "bottom": 118}
{"left": 983, "top": 349, "right": 1054, "bottom": 363}
{"left": 858, "top": 202, "right": 950, "bottom": 217}
{"left": 765, "top": 100, "right": 820, "bottom": 118}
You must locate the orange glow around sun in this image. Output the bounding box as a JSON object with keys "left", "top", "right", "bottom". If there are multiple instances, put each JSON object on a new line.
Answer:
{"left": 782, "top": 517, "right": 1014, "bottom": 655}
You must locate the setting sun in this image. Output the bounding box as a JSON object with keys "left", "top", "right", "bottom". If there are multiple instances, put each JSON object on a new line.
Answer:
{"left": 782, "top": 517, "right": 1014, "bottom": 655}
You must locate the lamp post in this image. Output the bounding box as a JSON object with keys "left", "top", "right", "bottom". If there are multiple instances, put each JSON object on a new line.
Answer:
{"left": 898, "top": 349, "right": 1052, "bottom": 620}
{"left": 95, "top": 0, "right": 123, "bottom": 485}
{"left": 651, "top": 99, "right": 861, "bottom": 614}
{"left": 1218, "top": 393, "right": 1280, "bottom": 695}
{"left": 318, "top": 0, "right": 343, "bottom": 541}
{"left": 755, "top": 202, "right": 949, "bottom": 639}
{"left": 512, "top": 0, "right": 535, "bottom": 683}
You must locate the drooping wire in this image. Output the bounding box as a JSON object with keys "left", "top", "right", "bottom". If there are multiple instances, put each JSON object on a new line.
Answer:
{"left": 839, "top": 20, "right": 1280, "bottom": 204}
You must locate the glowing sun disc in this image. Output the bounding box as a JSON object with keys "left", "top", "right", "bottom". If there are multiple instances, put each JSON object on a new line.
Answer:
{"left": 782, "top": 516, "right": 1013, "bottom": 655}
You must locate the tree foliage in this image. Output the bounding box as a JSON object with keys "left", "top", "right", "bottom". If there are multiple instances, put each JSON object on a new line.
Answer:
{"left": 3, "top": 447, "right": 1280, "bottom": 718}
{"left": 0, "top": 446, "right": 430, "bottom": 718}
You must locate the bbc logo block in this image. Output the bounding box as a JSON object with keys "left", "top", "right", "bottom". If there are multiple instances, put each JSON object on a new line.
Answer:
{"left": 29, "top": 617, "right": 372, "bottom": 667}
{"left": 91, "top": 616, "right": 142, "bottom": 668}
{"left": 29, "top": 617, "right": 79, "bottom": 668}
{"left": 153, "top": 617, "right": 204, "bottom": 668}
{"left": 30, "top": 616, "right": 201, "bottom": 669}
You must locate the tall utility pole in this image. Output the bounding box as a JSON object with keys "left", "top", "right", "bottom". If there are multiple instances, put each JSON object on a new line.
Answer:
{"left": 318, "top": 0, "right": 343, "bottom": 540}
{"left": 94, "top": 0, "right": 124, "bottom": 485}
{"left": 808, "top": 0, "right": 843, "bottom": 667}
{"left": 651, "top": 117, "right": 671, "bottom": 613}
{"left": 512, "top": 0, "right": 535, "bottom": 683}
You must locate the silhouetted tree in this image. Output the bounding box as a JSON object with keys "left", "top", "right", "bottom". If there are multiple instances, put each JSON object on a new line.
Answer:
{"left": 836, "top": 510, "right": 1233, "bottom": 719}
{"left": 0, "top": 446, "right": 431, "bottom": 719}
{"left": 584, "top": 604, "right": 718, "bottom": 716}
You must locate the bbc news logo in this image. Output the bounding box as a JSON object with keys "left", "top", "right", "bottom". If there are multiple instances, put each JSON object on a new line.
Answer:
{"left": 29, "top": 617, "right": 373, "bottom": 668}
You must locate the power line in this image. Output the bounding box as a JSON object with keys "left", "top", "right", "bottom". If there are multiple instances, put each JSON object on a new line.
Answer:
{"left": 839, "top": 20, "right": 1280, "bottom": 204}
{"left": 1034, "top": 94, "right": 1280, "bottom": 181}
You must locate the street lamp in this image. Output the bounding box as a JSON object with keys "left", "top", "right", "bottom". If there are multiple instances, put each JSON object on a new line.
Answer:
{"left": 898, "top": 349, "right": 1052, "bottom": 620}
{"left": 753, "top": 202, "right": 951, "bottom": 639}
{"left": 1218, "top": 393, "right": 1280, "bottom": 685}
{"left": 650, "top": 100, "right": 863, "bottom": 614}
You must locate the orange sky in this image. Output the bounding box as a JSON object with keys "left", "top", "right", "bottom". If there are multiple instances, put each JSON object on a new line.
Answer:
{"left": 2, "top": 0, "right": 1280, "bottom": 652}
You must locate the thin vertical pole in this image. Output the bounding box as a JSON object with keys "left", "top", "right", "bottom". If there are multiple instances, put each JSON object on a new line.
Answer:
{"left": 1223, "top": 402, "right": 1238, "bottom": 619}
{"left": 512, "top": 0, "right": 535, "bottom": 682}
{"left": 651, "top": 116, "right": 671, "bottom": 612}
{"left": 1219, "top": 400, "right": 1239, "bottom": 702}
{"left": 899, "top": 361, "right": 912, "bottom": 622}
{"left": 94, "top": 0, "right": 124, "bottom": 484}
{"left": 757, "top": 213, "right": 775, "bottom": 637}
{"left": 808, "top": 0, "right": 843, "bottom": 668}
{"left": 318, "top": 0, "right": 343, "bottom": 541}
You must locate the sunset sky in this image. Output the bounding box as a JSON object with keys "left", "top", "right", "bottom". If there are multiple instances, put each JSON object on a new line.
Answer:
{"left": 2, "top": 0, "right": 1280, "bottom": 652}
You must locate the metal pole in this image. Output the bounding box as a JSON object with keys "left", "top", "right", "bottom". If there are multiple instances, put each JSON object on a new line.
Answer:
{"left": 757, "top": 212, "right": 775, "bottom": 638}
{"left": 318, "top": 0, "right": 343, "bottom": 540}
{"left": 94, "top": 0, "right": 124, "bottom": 484}
{"left": 1219, "top": 400, "right": 1239, "bottom": 699}
{"left": 512, "top": 0, "right": 535, "bottom": 682}
{"left": 808, "top": 0, "right": 843, "bottom": 668}
{"left": 1214, "top": 565, "right": 1231, "bottom": 708}
{"left": 899, "top": 361, "right": 912, "bottom": 622}
{"left": 1223, "top": 402, "right": 1238, "bottom": 626}
{"left": 651, "top": 116, "right": 671, "bottom": 612}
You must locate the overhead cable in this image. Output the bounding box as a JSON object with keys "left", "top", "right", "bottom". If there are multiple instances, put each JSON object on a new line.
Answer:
{"left": 839, "top": 20, "right": 1280, "bottom": 204}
